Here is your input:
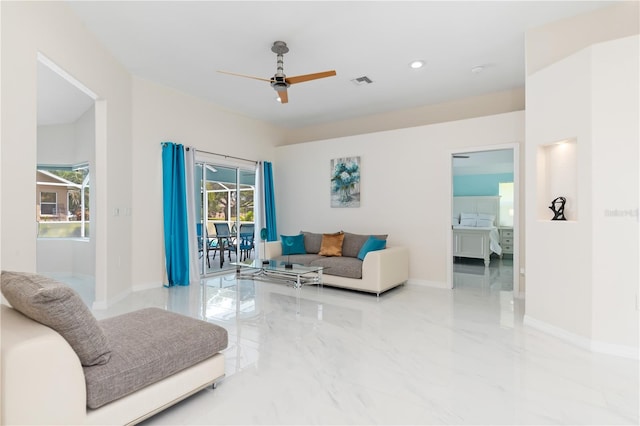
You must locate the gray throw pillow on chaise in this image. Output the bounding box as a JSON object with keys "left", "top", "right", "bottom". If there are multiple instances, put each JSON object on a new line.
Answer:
{"left": 0, "top": 270, "right": 112, "bottom": 366}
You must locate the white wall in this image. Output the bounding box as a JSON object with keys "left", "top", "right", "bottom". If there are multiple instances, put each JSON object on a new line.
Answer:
{"left": 130, "top": 77, "right": 283, "bottom": 291}
{"left": 525, "top": 35, "right": 639, "bottom": 356}
{"left": 590, "top": 35, "right": 639, "bottom": 351}
{"left": 525, "top": 46, "right": 594, "bottom": 339}
{"left": 1, "top": 2, "right": 132, "bottom": 307}
{"left": 274, "top": 111, "right": 524, "bottom": 287}
{"left": 37, "top": 124, "right": 75, "bottom": 164}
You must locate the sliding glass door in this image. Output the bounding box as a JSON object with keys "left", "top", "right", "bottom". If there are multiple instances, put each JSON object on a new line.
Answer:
{"left": 195, "top": 161, "right": 256, "bottom": 276}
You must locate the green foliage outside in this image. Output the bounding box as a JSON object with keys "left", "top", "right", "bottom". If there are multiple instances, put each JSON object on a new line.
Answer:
{"left": 207, "top": 188, "right": 254, "bottom": 222}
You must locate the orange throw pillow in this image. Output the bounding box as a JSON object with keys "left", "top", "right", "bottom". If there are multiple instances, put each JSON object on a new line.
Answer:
{"left": 318, "top": 232, "right": 345, "bottom": 257}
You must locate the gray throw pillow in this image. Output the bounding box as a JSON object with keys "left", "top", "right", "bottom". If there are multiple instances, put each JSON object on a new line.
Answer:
{"left": 1, "top": 270, "right": 111, "bottom": 366}
{"left": 300, "top": 231, "right": 323, "bottom": 254}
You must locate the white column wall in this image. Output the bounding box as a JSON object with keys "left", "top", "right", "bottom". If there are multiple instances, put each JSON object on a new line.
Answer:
{"left": 525, "top": 35, "right": 639, "bottom": 356}
{"left": 525, "top": 47, "right": 594, "bottom": 339}
{"left": 590, "top": 35, "right": 639, "bottom": 351}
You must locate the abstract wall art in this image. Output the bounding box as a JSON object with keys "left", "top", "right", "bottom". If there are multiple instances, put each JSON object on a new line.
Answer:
{"left": 330, "top": 156, "right": 360, "bottom": 208}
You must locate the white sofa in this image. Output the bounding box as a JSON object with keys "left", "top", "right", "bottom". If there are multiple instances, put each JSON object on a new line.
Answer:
{"left": 1, "top": 271, "right": 227, "bottom": 426}
{"left": 264, "top": 237, "right": 409, "bottom": 296}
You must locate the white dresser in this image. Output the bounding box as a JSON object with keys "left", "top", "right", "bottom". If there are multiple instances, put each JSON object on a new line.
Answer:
{"left": 499, "top": 227, "right": 514, "bottom": 255}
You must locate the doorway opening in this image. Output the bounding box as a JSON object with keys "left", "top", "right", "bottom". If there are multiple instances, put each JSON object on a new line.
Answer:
{"left": 194, "top": 161, "right": 256, "bottom": 276}
{"left": 449, "top": 145, "right": 520, "bottom": 297}
{"left": 36, "top": 54, "right": 99, "bottom": 306}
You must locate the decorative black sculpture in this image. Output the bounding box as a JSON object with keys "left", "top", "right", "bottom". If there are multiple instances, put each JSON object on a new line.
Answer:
{"left": 549, "top": 196, "right": 567, "bottom": 221}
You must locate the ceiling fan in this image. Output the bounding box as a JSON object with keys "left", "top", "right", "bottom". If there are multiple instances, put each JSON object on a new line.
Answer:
{"left": 217, "top": 41, "right": 336, "bottom": 104}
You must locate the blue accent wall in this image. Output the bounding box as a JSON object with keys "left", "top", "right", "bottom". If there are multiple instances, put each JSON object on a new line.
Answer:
{"left": 453, "top": 173, "right": 513, "bottom": 196}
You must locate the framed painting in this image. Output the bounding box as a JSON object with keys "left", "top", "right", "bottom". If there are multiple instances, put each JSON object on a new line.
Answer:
{"left": 330, "top": 156, "right": 360, "bottom": 208}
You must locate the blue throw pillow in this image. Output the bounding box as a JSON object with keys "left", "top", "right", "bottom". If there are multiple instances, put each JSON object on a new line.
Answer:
{"left": 281, "top": 234, "right": 307, "bottom": 255}
{"left": 357, "top": 236, "right": 386, "bottom": 260}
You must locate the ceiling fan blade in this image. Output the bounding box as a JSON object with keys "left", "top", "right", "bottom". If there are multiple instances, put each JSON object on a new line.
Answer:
{"left": 217, "top": 70, "right": 271, "bottom": 82}
{"left": 285, "top": 70, "right": 336, "bottom": 85}
{"left": 278, "top": 89, "right": 289, "bottom": 104}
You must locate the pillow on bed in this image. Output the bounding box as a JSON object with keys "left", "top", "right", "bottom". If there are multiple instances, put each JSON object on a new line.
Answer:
{"left": 476, "top": 214, "right": 496, "bottom": 227}
{"left": 459, "top": 213, "right": 477, "bottom": 227}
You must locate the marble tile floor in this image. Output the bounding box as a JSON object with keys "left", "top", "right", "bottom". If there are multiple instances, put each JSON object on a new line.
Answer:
{"left": 85, "top": 261, "right": 637, "bottom": 425}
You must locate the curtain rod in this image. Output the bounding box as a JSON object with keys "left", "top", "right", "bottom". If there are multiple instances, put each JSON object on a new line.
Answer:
{"left": 186, "top": 147, "right": 258, "bottom": 165}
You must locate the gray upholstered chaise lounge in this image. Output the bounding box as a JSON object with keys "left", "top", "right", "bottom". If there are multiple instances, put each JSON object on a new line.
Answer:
{"left": 1, "top": 271, "right": 228, "bottom": 425}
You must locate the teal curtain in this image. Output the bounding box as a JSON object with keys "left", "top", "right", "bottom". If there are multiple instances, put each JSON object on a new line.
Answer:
{"left": 264, "top": 161, "right": 278, "bottom": 241}
{"left": 161, "top": 142, "right": 190, "bottom": 286}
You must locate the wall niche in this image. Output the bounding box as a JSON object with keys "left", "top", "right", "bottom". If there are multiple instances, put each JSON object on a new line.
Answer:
{"left": 537, "top": 138, "right": 577, "bottom": 221}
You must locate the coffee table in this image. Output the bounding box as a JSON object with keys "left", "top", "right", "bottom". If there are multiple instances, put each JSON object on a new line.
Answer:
{"left": 231, "top": 259, "right": 324, "bottom": 289}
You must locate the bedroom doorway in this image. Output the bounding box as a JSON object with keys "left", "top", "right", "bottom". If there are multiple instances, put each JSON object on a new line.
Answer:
{"left": 449, "top": 145, "right": 520, "bottom": 297}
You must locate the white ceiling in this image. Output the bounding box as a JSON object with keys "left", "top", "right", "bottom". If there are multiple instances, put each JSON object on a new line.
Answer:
{"left": 45, "top": 1, "right": 615, "bottom": 128}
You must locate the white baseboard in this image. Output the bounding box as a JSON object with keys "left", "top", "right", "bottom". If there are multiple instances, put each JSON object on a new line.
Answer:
{"left": 590, "top": 339, "right": 640, "bottom": 360}
{"left": 407, "top": 278, "right": 451, "bottom": 289}
{"left": 523, "top": 315, "right": 639, "bottom": 360}
{"left": 92, "top": 288, "right": 131, "bottom": 310}
{"left": 132, "top": 282, "right": 164, "bottom": 292}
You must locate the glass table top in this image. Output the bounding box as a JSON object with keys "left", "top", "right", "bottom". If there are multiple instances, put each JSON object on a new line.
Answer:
{"left": 231, "top": 259, "right": 323, "bottom": 275}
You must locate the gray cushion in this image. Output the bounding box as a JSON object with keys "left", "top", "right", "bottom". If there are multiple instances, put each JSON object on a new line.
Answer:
{"left": 274, "top": 254, "right": 323, "bottom": 266}
{"left": 310, "top": 256, "right": 364, "bottom": 279}
{"left": 84, "top": 308, "right": 228, "bottom": 409}
{"left": 342, "top": 232, "right": 388, "bottom": 258}
{"left": 0, "top": 270, "right": 111, "bottom": 366}
{"left": 300, "top": 231, "right": 323, "bottom": 254}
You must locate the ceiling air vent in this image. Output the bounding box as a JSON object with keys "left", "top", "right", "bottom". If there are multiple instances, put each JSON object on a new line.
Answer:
{"left": 351, "top": 76, "right": 373, "bottom": 86}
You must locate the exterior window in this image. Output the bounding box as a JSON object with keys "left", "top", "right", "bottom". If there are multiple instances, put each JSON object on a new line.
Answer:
{"left": 40, "top": 192, "right": 57, "bottom": 216}
{"left": 36, "top": 167, "right": 90, "bottom": 238}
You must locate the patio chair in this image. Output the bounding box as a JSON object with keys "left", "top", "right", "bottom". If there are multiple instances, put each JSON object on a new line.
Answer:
{"left": 213, "top": 223, "right": 234, "bottom": 263}
{"left": 238, "top": 224, "right": 255, "bottom": 261}
{"left": 196, "top": 223, "right": 211, "bottom": 267}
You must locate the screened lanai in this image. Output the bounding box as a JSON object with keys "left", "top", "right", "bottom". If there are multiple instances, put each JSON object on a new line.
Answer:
{"left": 196, "top": 162, "right": 256, "bottom": 275}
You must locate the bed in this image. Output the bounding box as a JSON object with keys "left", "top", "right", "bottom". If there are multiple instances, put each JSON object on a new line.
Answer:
{"left": 452, "top": 196, "right": 502, "bottom": 267}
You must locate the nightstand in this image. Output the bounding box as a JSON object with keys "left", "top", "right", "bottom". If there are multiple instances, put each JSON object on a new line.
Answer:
{"left": 499, "top": 227, "right": 514, "bottom": 255}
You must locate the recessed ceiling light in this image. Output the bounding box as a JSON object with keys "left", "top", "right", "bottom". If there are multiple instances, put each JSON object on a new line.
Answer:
{"left": 409, "top": 60, "right": 425, "bottom": 69}
{"left": 471, "top": 65, "right": 485, "bottom": 74}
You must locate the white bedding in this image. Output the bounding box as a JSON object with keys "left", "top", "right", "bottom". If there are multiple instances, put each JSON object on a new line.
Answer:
{"left": 452, "top": 225, "right": 502, "bottom": 256}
